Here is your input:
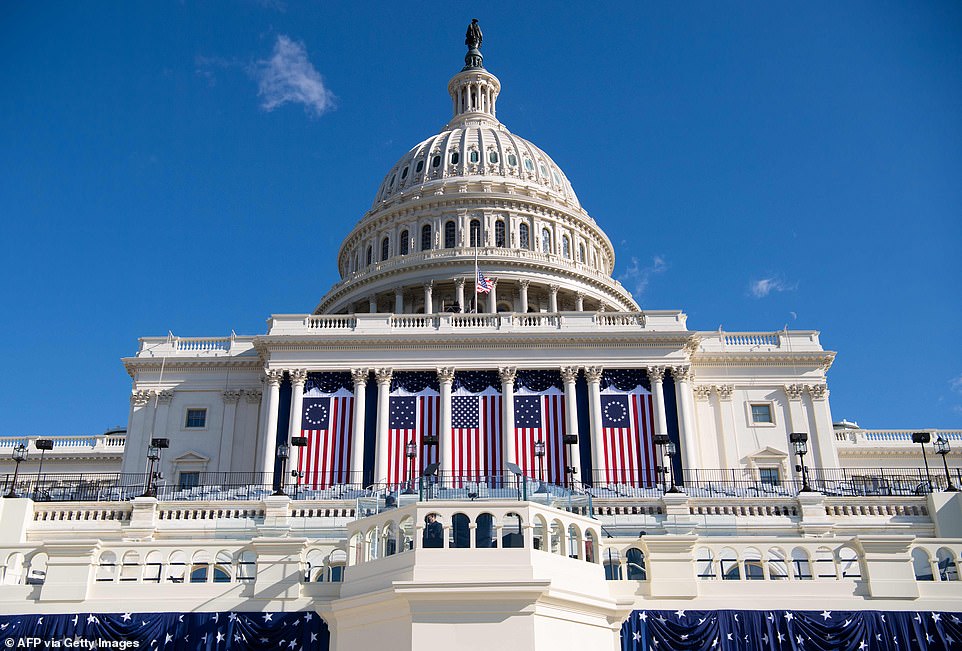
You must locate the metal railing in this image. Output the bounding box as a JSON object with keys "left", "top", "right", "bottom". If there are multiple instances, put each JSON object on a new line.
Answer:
{"left": 2, "top": 467, "right": 958, "bottom": 503}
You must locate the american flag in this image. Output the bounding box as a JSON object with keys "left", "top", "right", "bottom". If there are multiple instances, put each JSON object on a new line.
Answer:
{"left": 388, "top": 391, "right": 440, "bottom": 485}
{"left": 600, "top": 390, "right": 657, "bottom": 486}
{"left": 476, "top": 268, "right": 493, "bottom": 294}
{"left": 451, "top": 392, "right": 503, "bottom": 483}
{"left": 299, "top": 392, "right": 354, "bottom": 488}
{"left": 513, "top": 389, "right": 567, "bottom": 483}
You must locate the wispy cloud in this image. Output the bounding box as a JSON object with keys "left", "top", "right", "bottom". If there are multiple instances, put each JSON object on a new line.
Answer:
{"left": 619, "top": 255, "right": 668, "bottom": 298}
{"left": 250, "top": 35, "right": 335, "bottom": 117}
{"left": 951, "top": 374, "right": 962, "bottom": 394}
{"left": 749, "top": 276, "right": 797, "bottom": 298}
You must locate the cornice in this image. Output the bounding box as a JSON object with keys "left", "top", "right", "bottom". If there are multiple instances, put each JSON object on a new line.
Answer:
{"left": 122, "top": 356, "right": 264, "bottom": 377}
{"left": 692, "top": 352, "right": 836, "bottom": 370}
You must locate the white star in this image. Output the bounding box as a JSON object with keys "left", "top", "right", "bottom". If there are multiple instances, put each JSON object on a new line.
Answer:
{"left": 216, "top": 632, "right": 225, "bottom": 643}
{"left": 288, "top": 641, "right": 297, "bottom": 649}
{"left": 767, "top": 613, "right": 775, "bottom": 622}
{"left": 727, "top": 634, "right": 733, "bottom": 641}
{"left": 87, "top": 615, "right": 99, "bottom": 624}
{"left": 796, "top": 634, "right": 804, "bottom": 645}
{"left": 711, "top": 640, "right": 718, "bottom": 648}
{"left": 310, "top": 634, "right": 317, "bottom": 643}
{"left": 762, "top": 634, "right": 769, "bottom": 644}
{"left": 927, "top": 634, "right": 935, "bottom": 643}
{"left": 121, "top": 614, "right": 132, "bottom": 622}
{"left": 142, "top": 621, "right": 148, "bottom": 627}
{"left": 915, "top": 614, "right": 922, "bottom": 623}
{"left": 698, "top": 618, "right": 706, "bottom": 625}
{"left": 933, "top": 613, "right": 942, "bottom": 622}
{"left": 638, "top": 612, "right": 647, "bottom": 621}
{"left": 164, "top": 634, "right": 173, "bottom": 644}
{"left": 234, "top": 636, "right": 242, "bottom": 643}
{"left": 953, "top": 616, "right": 961, "bottom": 624}
{"left": 778, "top": 633, "right": 785, "bottom": 642}
{"left": 71, "top": 616, "right": 79, "bottom": 626}
{"left": 859, "top": 642, "right": 867, "bottom": 650}
{"left": 945, "top": 634, "right": 955, "bottom": 645}
{"left": 681, "top": 634, "right": 689, "bottom": 640}
{"left": 675, "top": 610, "right": 686, "bottom": 619}
{"left": 304, "top": 613, "right": 313, "bottom": 621}
{"left": 263, "top": 613, "right": 273, "bottom": 622}
{"left": 821, "top": 611, "right": 832, "bottom": 620}
{"left": 876, "top": 634, "right": 882, "bottom": 641}
{"left": 183, "top": 636, "right": 189, "bottom": 643}
{"left": 734, "top": 613, "right": 739, "bottom": 622}
{"left": 201, "top": 635, "right": 207, "bottom": 643}
{"left": 633, "top": 632, "right": 641, "bottom": 641}
{"left": 178, "top": 615, "right": 184, "bottom": 623}
{"left": 37, "top": 618, "right": 43, "bottom": 625}
{"left": 212, "top": 613, "right": 219, "bottom": 623}
{"left": 229, "top": 613, "right": 238, "bottom": 621}
{"left": 843, "top": 619, "right": 852, "bottom": 627}
{"left": 259, "top": 638, "right": 268, "bottom": 644}
{"left": 784, "top": 612, "right": 794, "bottom": 621}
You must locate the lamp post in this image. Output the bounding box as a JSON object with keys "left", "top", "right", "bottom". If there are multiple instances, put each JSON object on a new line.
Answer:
{"left": 289, "top": 436, "right": 307, "bottom": 499}
{"left": 653, "top": 434, "right": 669, "bottom": 493}
{"left": 404, "top": 440, "right": 417, "bottom": 494}
{"left": 912, "top": 431, "right": 932, "bottom": 493}
{"left": 34, "top": 439, "right": 53, "bottom": 500}
{"left": 664, "top": 441, "right": 680, "bottom": 493}
{"left": 4, "top": 444, "right": 28, "bottom": 499}
{"left": 790, "top": 432, "right": 812, "bottom": 493}
{"left": 562, "top": 432, "right": 578, "bottom": 489}
{"left": 141, "top": 438, "right": 168, "bottom": 498}
{"left": 534, "top": 439, "right": 547, "bottom": 493}
{"left": 274, "top": 444, "right": 291, "bottom": 496}
{"left": 936, "top": 436, "right": 958, "bottom": 492}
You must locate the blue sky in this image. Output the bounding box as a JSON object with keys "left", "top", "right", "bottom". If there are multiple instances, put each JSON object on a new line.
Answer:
{"left": 1, "top": 1, "right": 960, "bottom": 435}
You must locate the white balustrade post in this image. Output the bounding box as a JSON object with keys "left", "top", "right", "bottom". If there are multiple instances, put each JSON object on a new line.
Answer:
{"left": 438, "top": 368, "right": 455, "bottom": 479}
{"left": 500, "top": 367, "right": 517, "bottom": 468}
{"left": 585, "top": 366, "right": 605, "bottom": 486}
{"left": 374, "top": 368, "right": 393, "bottom": 484}
{"left": 350, "top": 369, "right": 369, "bottom": 485}
{"left": 287, "top": 369, "right": 308, "bottom": 472}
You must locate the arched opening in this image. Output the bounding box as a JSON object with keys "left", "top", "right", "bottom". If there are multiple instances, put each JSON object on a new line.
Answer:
{"left": 837, "top": 546, "right": 862, "bottom": 579}
{"left": 791, "top": 548, "right": 812, "bottom": 580}
{"left": 166, "top": 551, "right": 186, "bottom": 583}
{"left": 578, "top": 243, "right": 586, "bottom": 263}
{"left": 584, "top": 530, "right": 597, "bottom": 563}
{"left": 451, "top": 513, "right": 470, "bottom": 548}
{"left": 96, "top": 551, "right": 118, "bottom": 582}
{"left": 381, "top": 236, "right": 390, "bottom": 261}
{"left": 744, "top": 547, "right": 764, "bottom": 580}
{"left": 328, "top": 550, "right": 346, "bottom": 582}
{"left": 541, "top": 228, "right": 551, "bottom": 254}
{"left": 25, "top": 552, "right": 48, "bottom": 585}
{"left": 475, "top": 513, "right": 495, "bottom": 548}
{"left": 119, "top": 551, "right": 140, "bottom": 582}
{"left": 502, "top": 512, "right": 524, "bottom": 548}
{"left": 519, "top": 223, "right": 530, "bottom": 250}
{"left": 444, "top": 221, "right": 456, "bottom": 248}
{"left": 567, "top": 524, "right": 582, "bottom": 559}
{"left": 399, "top": 230, "right": 409, "bottom": 255}
{"left": 305, "top": 549, "right": 324, "bottom": 582}
{"left": 213, "top": 550, "right": 232, "bottom": 583}
{"left": 913, "top": 548, "right": 934, "bottom": 581}
{"left": 143, "top": 551, "right": 162, "bottom": 583}
{"left": 603, "top": 548, "right": 621, "bottom": 580}
{"left": 495, "top": 220, "right": 506, "bottom": 247}
{"left": 421, "top": 224, "right": 432, "bottom": 251}
{"left": 937, "top": 547, "right": 959, "bottom": 581}
{"left": 719, "top": 548, "right": 739, "bottom": 580}
{"left": 768, "top": 548, "right": 788, "bottom": 580}
{"left": 469, "top": 219, "right": 481, "bottom": 248}
{"left": 696, "top": 548, "right": 716, "bottom": 579}
{"left": 814, "top": 547, "right": 837, "bottom": 579}
{"left": 237, "top": 551, "right": 256, "bottom": 582}
{"left": 190, "top": 550, "right": 210, "bottom": 583}
{"left": 626, "top": 548, "right": 646, "bottom": 580}
{"left": 422, "top": 513, "right": 443, "bottom": 548}
{"left": 562, "top": 234, "right": 570, "bottom": 258}
{"left": 366, "top": 245, "right": 373, "bottom": 266}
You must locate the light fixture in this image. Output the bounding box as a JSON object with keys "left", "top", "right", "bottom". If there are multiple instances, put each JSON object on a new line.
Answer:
{"left": 789, "top": 432, "right": 812, "bottom": 493}
{"left": 912, "top": 431, "right": 933, "bottom": 494}
{"left": 935, "top": 436, "right": 958, "bottom": 492}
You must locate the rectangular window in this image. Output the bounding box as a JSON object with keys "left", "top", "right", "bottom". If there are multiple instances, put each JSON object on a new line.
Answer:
{"left": 178, "top": 472, "right": 199, "bottom": 489}
{"left": 759, "top": 467, "right": 780, "bottom": 486}
{"left": 750, "top": 403, "right": 773, "bottom": 424}
{"left": 184, "top": 408, "right": 207, "bottom": 429}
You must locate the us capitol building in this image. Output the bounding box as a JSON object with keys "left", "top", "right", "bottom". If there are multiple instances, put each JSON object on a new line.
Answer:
{"left": 1, "top": 22, "right": 960, "bottom": 651}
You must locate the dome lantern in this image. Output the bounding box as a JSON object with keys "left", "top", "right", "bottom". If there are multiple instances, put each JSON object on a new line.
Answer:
{"left": 447, "top": 20, "right": 500, "bottom": 128}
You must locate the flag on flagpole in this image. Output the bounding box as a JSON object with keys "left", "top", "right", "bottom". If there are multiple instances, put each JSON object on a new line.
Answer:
{"left": 476, "top": 269, "right": 493, "bottom": 294}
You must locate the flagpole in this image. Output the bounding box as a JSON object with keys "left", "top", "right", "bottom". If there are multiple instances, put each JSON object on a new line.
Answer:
{"left": 473, "top": 245, "right": 479, "bottom": 313}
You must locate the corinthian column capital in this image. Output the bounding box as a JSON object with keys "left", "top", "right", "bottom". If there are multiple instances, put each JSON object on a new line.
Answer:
{"left": 130, "top": 390, "right": 152, "bottom": 406}
{"left": 375, "top": 368, "right": 394, "bottom": 385}
{"left": 498, "top": 366, "right": 517, "bottom": 384}
{"left": 646, "top": 366, "right": 666, "bottom": 383}
{"left": 436, "top": 367, "right": 456, "bottom": 384}
{"left": 584, "top": 366, "right": 603, "bottom": 383}
{"left": 222, "top": 390, "right": 242, "bottom": 404}
{"left": 289, "top": 369, "right": 308, "bottom": 387}
{"left": 351, "top": 368, "right": 370, "bottom": 386}
{"left": 671, "top": 365, "right": 693, "bottom": 383}
{"left": 559, "top": 366, "right": 580, "bottom": 384}
{"left": 264, "top": 369, "right": 285, "bottom": 386}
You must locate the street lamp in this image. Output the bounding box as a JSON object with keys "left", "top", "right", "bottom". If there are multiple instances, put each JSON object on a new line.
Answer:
{"left": 274, "top": 443, "right": 290, "bottom": 496}
{"left": 4, "top": 444, "right": 28, "bottom": 499}
{"left": 289, "top": 436, "right": 308, "bottom": 498}
{"left": 563, "top": 432, "right": 578, "bottom": 488}
{"left": 664, "top": 441, "right": 680, "bottom": 493}
{"left": 935, "top": 436, "right": 958, "bottom": 492}
{"left": 141, "top": 438, "right": 168, "bottom": 498}
{"left": 790, "top": 432, "right": 812, "bottom": 493}
{"left": 34, "top": 439, "right": 53, "bottom": 500}
{"left": 534, "top": 439, "right": 547, "bottom": 493}
{"left": 912, "top": 431, "right": 932, "bottom": 493}
{"left": 653, "top": 434, "right": 670, "bottom": 493}
{"left": 404, "top": 440, "right": 417, "bottom": 494}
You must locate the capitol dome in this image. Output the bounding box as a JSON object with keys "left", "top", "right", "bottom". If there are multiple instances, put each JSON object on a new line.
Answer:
{"left": 315, "top": 29, "right": 638, "bottom": 316}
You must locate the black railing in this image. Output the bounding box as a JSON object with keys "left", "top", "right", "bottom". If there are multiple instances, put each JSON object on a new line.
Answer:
{"left": 1, "top": 467, "right": 959, "bottom": 503}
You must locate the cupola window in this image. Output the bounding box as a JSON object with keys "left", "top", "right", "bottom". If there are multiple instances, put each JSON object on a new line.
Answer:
{"left": 523, "top": 158, "right": 534, "bottom": 172}
{"left": 552, "top": 170, "right": 562, "bottom": 185}
{"left": 507, "top": 153, "right": 517, "bottom": 166}
{"left": 401, "top": 166, "right": 408, "bottom": 180}
{"left": 415, "top": 160, "right": 424, "bottom": 173}
{"left": 469, "top": 150, "right": 480, "bottom": 164}
{"left": 578, "top": 243, "right": 586, "bottom": 263}
{"left": 562, "top": 235, "right": 570, "bottom": 258}
{"left": 469, "top": 219, "right": 481, "bottom": 247}
{"left": 366, "top": 245, "right": 373, "bottom": 266}
{"left": 451, "top": 151, "right": 460, "bottom": 165}
{"left": 432, "top": 155, "right": 441, "bottom": 168}
{"left": 421, "top": 224, "right": 432, "bottom": 251}
{"left": 541, "top": 228, "right": 551, "bottom": 254}
{"left": 399, "top": 230, "right": 409, "bottom": 255}
{"left": 444, "top": 220, "right": 456, "bottom": 248}
{"left": 488, "top": 151, "right": 499, "bottom": 164}
{"left": 381, "top": 237, "right": 390, "bottom": 261}
{"left": 519, "top": 223, "right": 530, "bottom": 249}
{"left": 539, "top": 163, "right": 548, "bottom": 177}
{"left": 495, "top": 220, "right": 506, "bottom": 248}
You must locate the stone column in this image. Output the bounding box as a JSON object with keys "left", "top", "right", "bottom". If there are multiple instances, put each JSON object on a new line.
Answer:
{"left": 243, "top": 389, "right": 263, "bottom": 473}
{"left": 423, "top": 282, "right": 434, "bottom": 314}
{"left": 455, "top": 278, "right": 465, "bottom": 312}
{"left": 549, "top": 284, "right": 559, "bottom": 313}
{"left": 258, "top": 369, "right": 285, "bottom": 477}
{"left": 368, "top": 295, "right": 377, "bottom": 313}
{"left": 561, "top": 366, "right": 580, "bottom": 484}
{"left": 394, "top": 288, "right": 404, "bottom": 314}
{"left": 671, "top": 366, "right": 699, "bottom": 474}
{"left": 438, "top": 367, "right": 456, "bottom": 479}
{"left": 585, "top": 366, "right": 604, "bottom": 486}
{"left": 808, "top": 383, "right": 840, "bottom": 468}
{"left": 121, "top": 391, "right": 152, "bottom": 474}
{"left": 218, "top": 390, "right": 242, "bottom": 474}
{"left": 350, "top": 368, "right": 369, "bottom": 484}
{"left": 488, "top": 280, "right": 497, "bottom": 313}
{"left": 575, "top": 292, "right": 585, "bottom": 312}
{"left": 519, "top": 279, "right": 530, "bottom": 313}
{"left": 287, "top": 369, "right": 308, "bottom": 472}
{"left": 647, "top": 366, "right": 669, "bottom": 439}
{"left": 499, "top": 367, "right": 517, "bottom": 468}
{"left": 715, "top": 385, "right": 737, "bottom": 469}
{"left": 153, "top": 390, "right": 173, "bottom": 479}
{"left": 374, "top": 368, "right": 393, "bottom": 484}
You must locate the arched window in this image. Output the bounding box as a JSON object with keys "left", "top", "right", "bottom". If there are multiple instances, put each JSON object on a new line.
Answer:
{"left": 791, "top": 548, "right": 812, "bottom": 580}
{"left": 507, "top": 153, "right": 517, "bottom": 166}
{"left": 25, "top": 553, "right": 48, "bottom": 586}
{"left": 469, "top": 150, "right": 480, "bottom": 164}
{"left": 837, "top": 546, "right": 861, "bottom": 579}
{"left": 444, "top": 220, "right": 456, "bottom": 248}
{"left": 719, "top": 548, "right": 739, "bottom": 580}
{"left": 626, "top": 548, "right": 646, "bottom": 580}
{"left": 913, "top": 548, "right": 934, "bottom": 581}
{"left": 213, "top": 551, "right": 232, "bottom": 583}
{"left": 937, "top": 547, "right": 960, "bottom": 581}
{"left": 541, "top": 228, "right": 551, "bottom": 254}
{"left": 366, "top": 245, "right": 373, "bottom": 266}
{"left": 578, "top": 243, "right": 586, "bottom": 263}
{"left": 236, "top": 551, "right": 256, "bottom": 582}
{"left": 96, "top": 551, "right": 118, "bottom": 582}
{"left": 119, "top": 551, "right": 140, "bottom": 582}
{"left": 421, "top": 224, "right": 432, "bottom": 251}
{"left": 451, "top": 513, "right": 470, "bottom": 549}
{"left": 381, "top": 236, "right": 390, "bottom": 261}
{"left": 524, "top": 158, "right": 534, "bottom": 172}
{"left": 190, "top": 551, "right": 210, "bottom": 583}
{"left": 451, "top": 151, "right": 460, "bottom": 165}
{"left": 603, "top": 548, "right": 622, "bottom": 580}
{"left": 744, "top": 547, "right": 764, "bottom": 580}
{"left": 432, "top": 154, "right": 441, "bottom": 168}
{"left": 143, "top": 552, "right": 162, "bottom": 583}
{"left": 488, "top": 150, "right": 499, "bottom": 164}
{"left": 502, "top": 513, "right": 523, "bottom": 548}
{"left": 400, "top": 166, "right": 408, "bottom": 180}
{"left": 696, "top": 548, "right": 716, "bottom": 579}
{"left": 768, "top": 548, "right": 788, "bottom": 580}
{"left": 415, "top": 160, "right": 424, "bottom": 173}
{"left": 815, "top": 547, "right": 837, "bottom": 579}
{"left": 562, "top": 235, "right": 570, "bottom": 258}
{"left": 469, "top": 219, "right": 481, "bottom": 247}
{"left": 475, "top": 513, "right": 495, "bottom": 548}
{"left": 399, "top": 230, "right": 409, "bottom": 255}
{"left": 495, "top": 220, "right": 506, "bottom": 247}
{"left": 519, "top": 223, "right": 530, "bottom": 250}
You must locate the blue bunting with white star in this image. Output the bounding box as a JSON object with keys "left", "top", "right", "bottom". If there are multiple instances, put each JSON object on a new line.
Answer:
{"left": 0, "top": 612, "right": 328, "bottom": 651}
{"left": 621, "top": 609, "right": 962, "bottom": 651}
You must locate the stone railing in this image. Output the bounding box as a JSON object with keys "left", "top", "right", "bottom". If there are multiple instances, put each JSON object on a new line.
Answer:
{"left": 0, "top": 433, "right": 125, "bottom": 453}
{"left": 135, "top": 333, "right": 257, "bottom": 357}
{"left": 834, "top": 429, "right": 962, "bottom": 446}
{"left": 269, "top": 310, "right": 695, "bottom": 336}
{"left": 696, "top": 330, "right": 824, "bottom": 353}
